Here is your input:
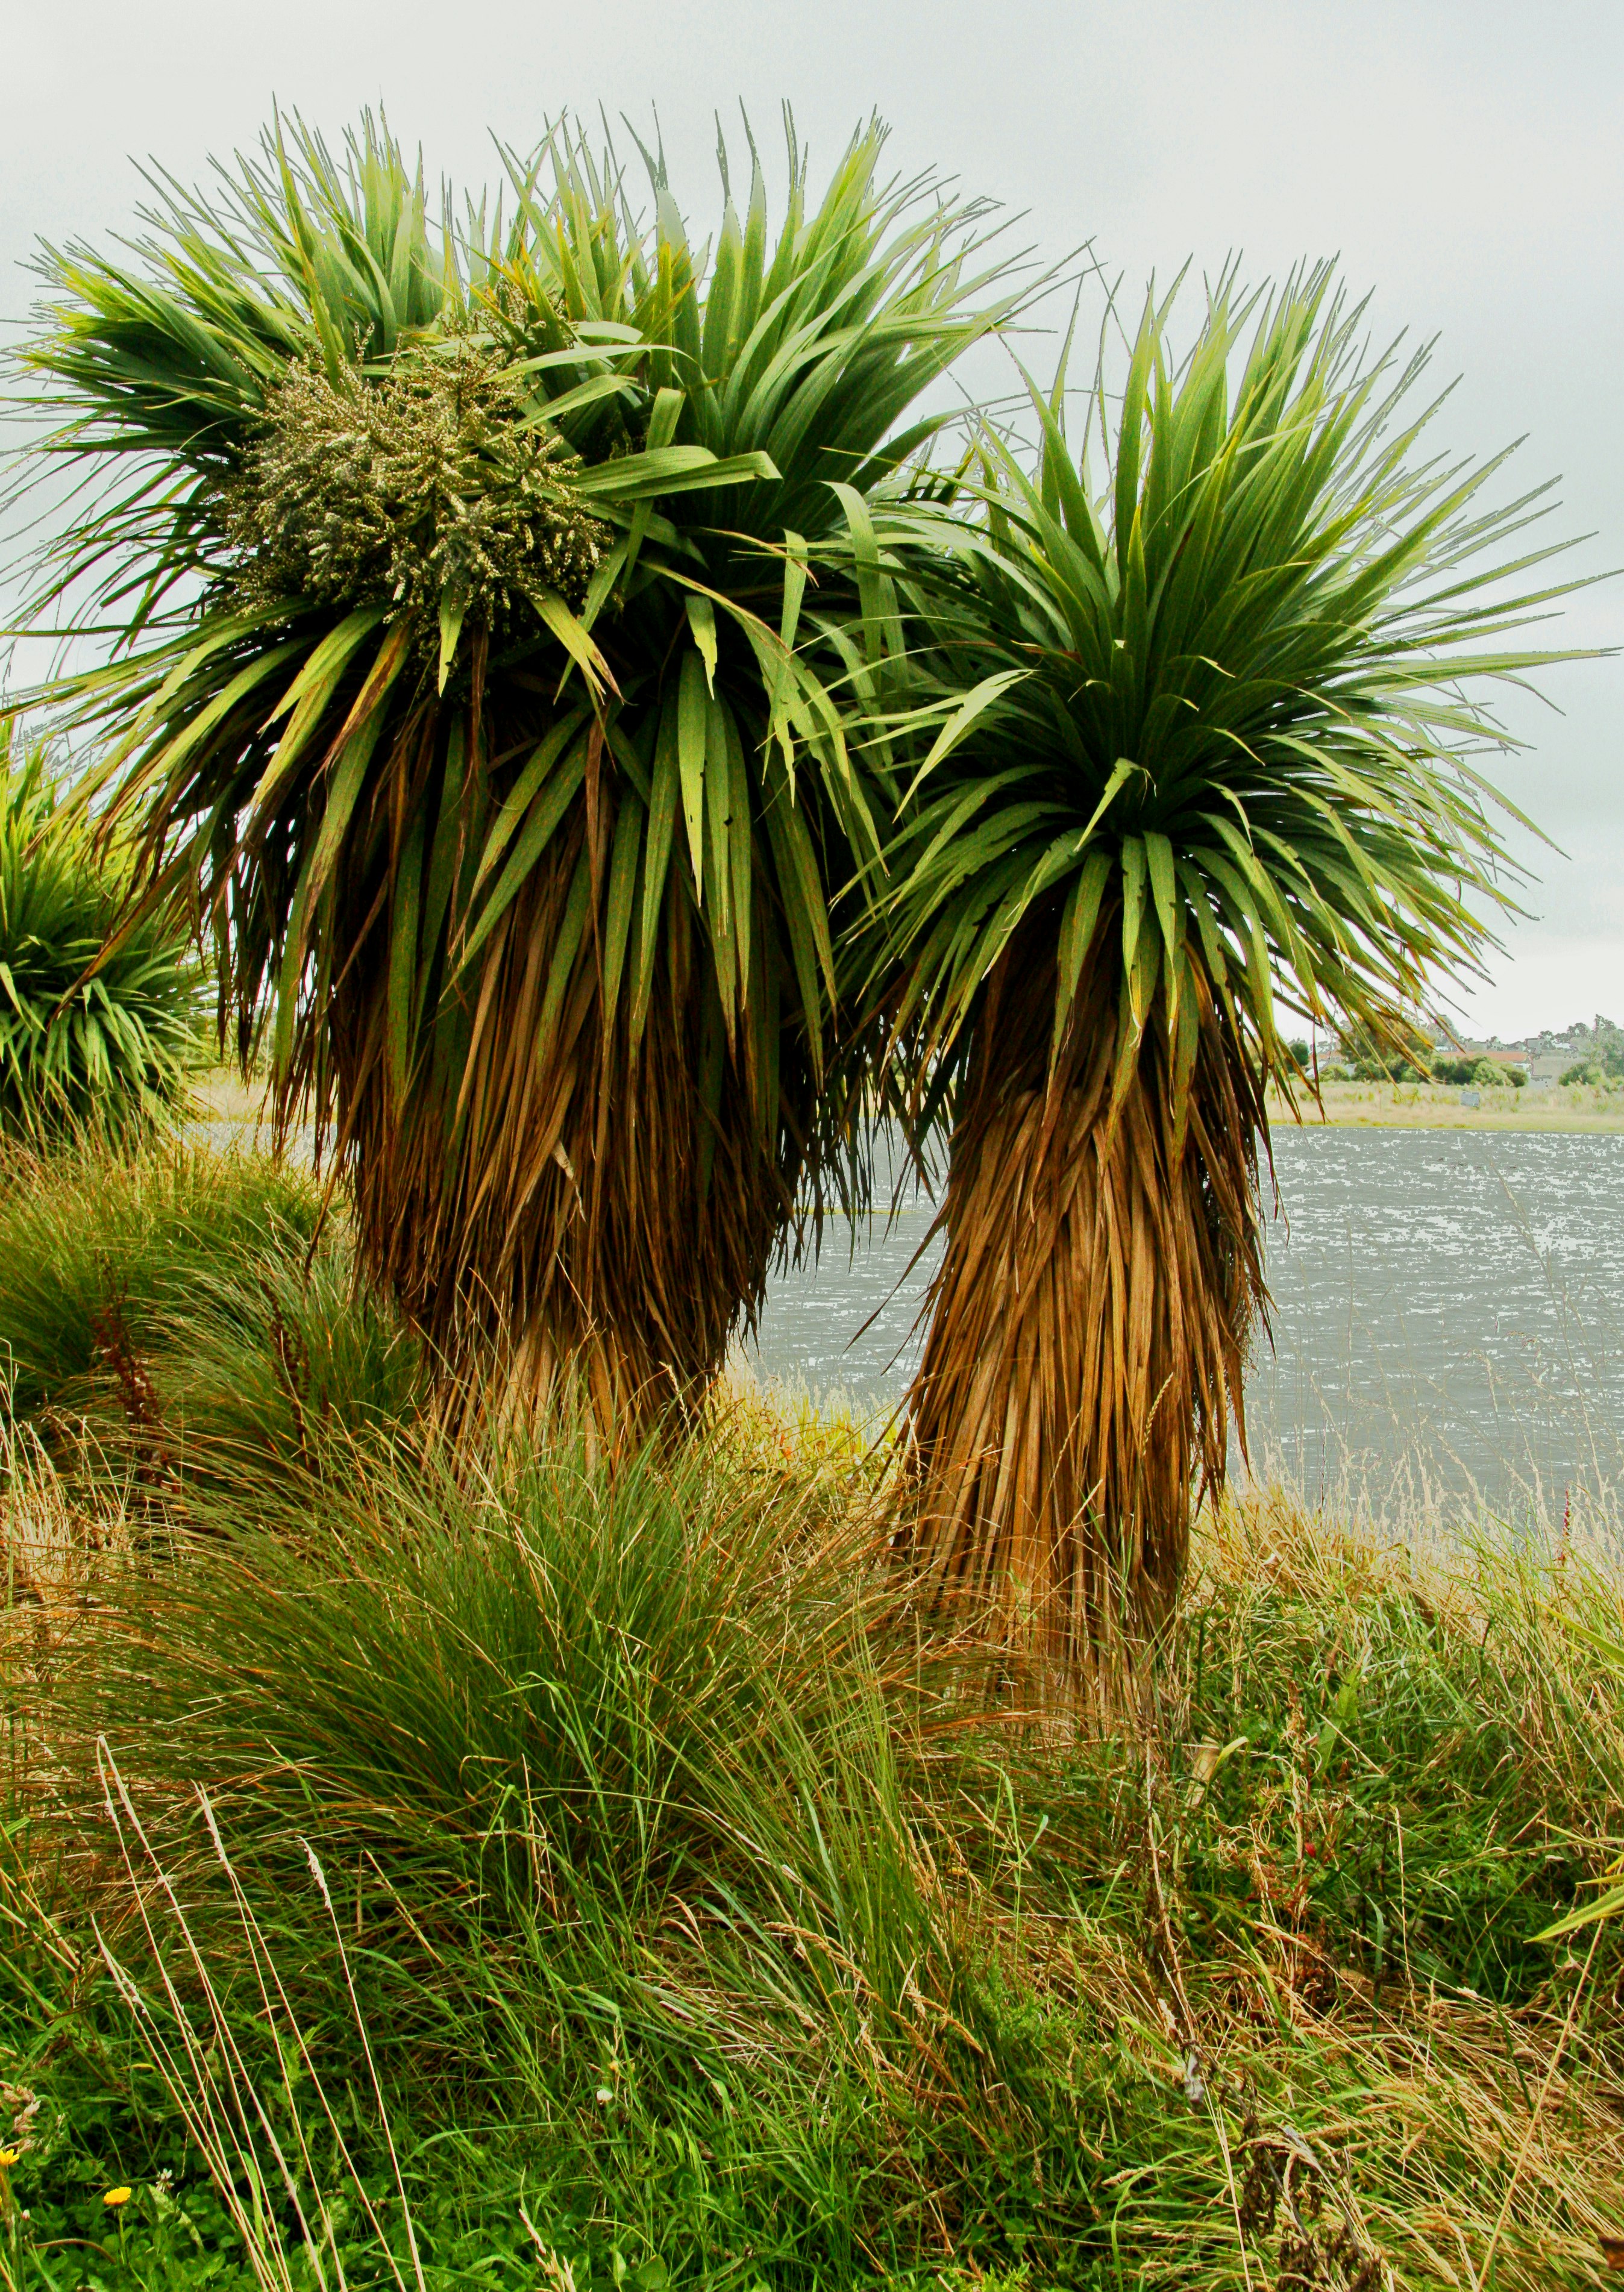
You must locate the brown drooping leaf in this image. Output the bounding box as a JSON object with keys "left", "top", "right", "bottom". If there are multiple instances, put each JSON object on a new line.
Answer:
{"left": 900, "top": 914, "right": 1266, "bottom": 1672}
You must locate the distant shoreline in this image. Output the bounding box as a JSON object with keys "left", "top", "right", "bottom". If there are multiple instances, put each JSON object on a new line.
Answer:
{"left": 1267, "top": 1079, "right": 1624, "bottom": 1133}
{"left": 195, "top": 1066, "right": 1624, "bottom": 1139}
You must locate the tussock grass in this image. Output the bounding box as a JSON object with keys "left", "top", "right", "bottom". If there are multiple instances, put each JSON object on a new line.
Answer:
{"left": 5, "top": 1424, "right": 1624, "bottom": 2285}
{"left": 4, "top": 1171, "right": 1624, "bottom": 2286}
{"left": 0, "top": 1133, "right": 425, "bottom": 1498}
{"left": 1177, "top": 1483, "right": 1624, "bottom": 2001}
{"left": 1, "top": 1414, "right": 134, "bottom": 1702}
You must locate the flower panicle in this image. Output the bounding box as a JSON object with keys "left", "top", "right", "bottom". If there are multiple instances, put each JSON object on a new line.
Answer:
{"left": 219, "top": 339, "right": 609, "bottom": 655}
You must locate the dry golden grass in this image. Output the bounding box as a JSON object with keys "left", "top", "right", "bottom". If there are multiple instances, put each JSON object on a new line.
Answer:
{"left": 187, "top": 1065, "right": 274, "bottom": 1126}
{"left": 0, "top": 1418, "right": 131, "bottom": 1685}
{"left": 1268, "top": 1078, "right": 1624, "bottom": 1133}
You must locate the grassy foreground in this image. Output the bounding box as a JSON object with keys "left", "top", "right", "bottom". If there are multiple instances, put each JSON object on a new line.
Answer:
{"left": 5, "top": 1141, "right": 1624, "bottom": 2290}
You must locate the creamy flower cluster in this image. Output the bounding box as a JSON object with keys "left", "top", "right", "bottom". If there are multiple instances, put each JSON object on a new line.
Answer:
{"left": 224, "top": 339, "right": 609, "bottom": 651}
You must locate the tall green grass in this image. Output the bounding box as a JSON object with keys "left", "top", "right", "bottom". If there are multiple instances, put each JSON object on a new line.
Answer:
{"left": 0, "top": 732, "right": 204, "bottom": 1141}
{"left": 5, "top": 1418, "right": 1094, "bottom": 2286}
{"left": 0, "top": 1135, "right": 424, "bottom": 1494}
{"left": 1170, "top": 1489, "right": 1624, "bottom": 2003}
{"left": 3, "top": 1133, "right": 1624, "bottom": 2287}
{"left": 8, "top": 1401, "right": 1624, "bottom": 2288}
{"left": 57, "top": 1426, "right": 1086, "bottom": 2282}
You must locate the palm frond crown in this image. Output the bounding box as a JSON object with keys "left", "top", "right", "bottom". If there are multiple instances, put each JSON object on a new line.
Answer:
{"left": 870, "top": 264, "right": 1591, "bottom": 1119}
{"left": 6, "top": 108, "right": 1032, "bottom": 1401}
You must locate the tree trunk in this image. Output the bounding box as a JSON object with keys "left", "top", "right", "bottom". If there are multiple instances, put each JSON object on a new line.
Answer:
{"left": 316, "top": 772, "right": 813, "bottom": 1447}
{"left": 900, "top": 922, "right": 1268, "bottom": 1680}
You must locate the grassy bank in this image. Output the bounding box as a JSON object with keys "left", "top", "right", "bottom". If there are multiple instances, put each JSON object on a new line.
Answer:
{"left": 190, "top": 1063, "right": 1624, "bottom": 1142}
{"left": 1265, "top": 1079, "right": 1624, "bottom": 1133}
{"left": 5, "top": 1138, "right": 1624, "bottom": 2289}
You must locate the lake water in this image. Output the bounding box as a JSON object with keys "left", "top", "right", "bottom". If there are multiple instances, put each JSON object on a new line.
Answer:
{"left": 745, "top": 1128, "right": 1624, "bottom": 1520}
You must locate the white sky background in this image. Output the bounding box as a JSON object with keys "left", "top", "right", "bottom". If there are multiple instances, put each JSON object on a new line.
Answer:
{"left": 1, "top": 0, "right": 1618, "bottom": 1041}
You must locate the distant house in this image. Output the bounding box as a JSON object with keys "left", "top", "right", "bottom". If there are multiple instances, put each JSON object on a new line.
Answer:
{"left": 1362, "top": 1014, "right": 1614, "bottom": 1086}
{"left": 1459, "top": 1042, "right": 1535, "bottom": 1080}
{"left": 1520, "top": 1016, "right": 1621, "bottom": 1082}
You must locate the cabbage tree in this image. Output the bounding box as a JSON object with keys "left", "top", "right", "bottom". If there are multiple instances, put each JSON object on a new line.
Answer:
{"left": 10, "top": 111, "right": 1023, "bottom": 1427}
{"left": 867, "top": 269, "right": 1588, "bottom": 1668}
{"left": 0, "top": 727, "right": 202, "bottom": 1139}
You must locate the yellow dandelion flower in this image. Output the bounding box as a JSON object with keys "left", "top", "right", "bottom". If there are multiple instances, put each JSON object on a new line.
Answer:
{"left": 0, "top": 2147, "right": 20, "bottom": 2168}
{"left": 103, "top": 2187, "right": 133, "bottom": 2208}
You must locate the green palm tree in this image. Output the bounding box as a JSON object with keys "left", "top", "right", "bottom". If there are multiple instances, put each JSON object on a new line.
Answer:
{"left": 0, "top": 727, "right": 202, "bottom": 1140}
{"left": 862, "top": 267, "right": 1591, "bottom": 1670}
{"left": 10, "top": 110, "right": 1025, "bottom": 1429}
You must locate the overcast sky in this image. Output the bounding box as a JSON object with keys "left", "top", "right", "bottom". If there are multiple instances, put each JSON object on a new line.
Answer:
{"left": 2, "top": 0, "right": 1618, "bottom": 1039}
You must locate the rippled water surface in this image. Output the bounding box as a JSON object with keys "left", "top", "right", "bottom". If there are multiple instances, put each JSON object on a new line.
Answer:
{"left": 747, "top": 1129, "right": 1624, "bottom": 1509}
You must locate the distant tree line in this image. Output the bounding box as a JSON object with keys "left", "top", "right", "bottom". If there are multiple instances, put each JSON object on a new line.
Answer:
{"left": 1543, "top": 1015, "right": 1624, "bottom": 1086}
{"left": 1282, "top": 1014, "right": 1624, "bottom": 1091}
{"left": 1285, "top": 1034, "right": 1529, "bottom": 1087}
